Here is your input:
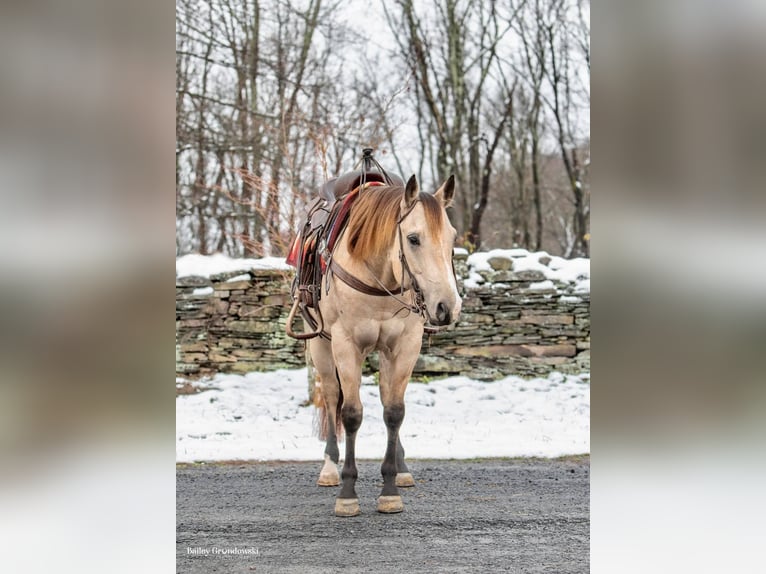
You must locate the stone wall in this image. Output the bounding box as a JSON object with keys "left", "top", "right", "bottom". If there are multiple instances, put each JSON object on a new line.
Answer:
{"left": 176, "top": 268, "right": 301, "bottom": 375}
{"left": 176, "top": 251, "right": 590, "bottom": 381}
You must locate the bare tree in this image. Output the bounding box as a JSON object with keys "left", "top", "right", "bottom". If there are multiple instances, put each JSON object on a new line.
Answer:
{"left": 176, "top": 0, "right": 372, "bottom": 256}
{"left": 175, "top": 0, "right": 589, "bottom": 259}
{"left": 382, "top": 0, "right": 516, "bottom": 249}
{"left": 544, "top": 0, "right": 590, "bottom": 257}
{"left": 511, "top": 0, "right": 549, "bottom": 251}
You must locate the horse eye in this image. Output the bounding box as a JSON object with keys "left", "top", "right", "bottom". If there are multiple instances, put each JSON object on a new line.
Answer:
{"left": 407, "top": 234, "right": 421, "bottom": 247}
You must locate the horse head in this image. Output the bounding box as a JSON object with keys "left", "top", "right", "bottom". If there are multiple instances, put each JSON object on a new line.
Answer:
{"left": 395, "top": 175, "right": 462, "bottom": 327}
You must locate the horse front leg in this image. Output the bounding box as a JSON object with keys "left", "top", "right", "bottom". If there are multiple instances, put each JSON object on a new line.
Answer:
{"left": 378, "top": 402, "right": 406, "bottom": 513}
{"left": 335, "top": 394, "right": 363, "bottom": 516}
{"left": 332, "top": 339, "right": 364, "bottom": 517}
{"left": 395, "top": 437, "right": 415, "bottom": 487}
{"left": 377, "top": 344, "right": 420, "bottom": 513}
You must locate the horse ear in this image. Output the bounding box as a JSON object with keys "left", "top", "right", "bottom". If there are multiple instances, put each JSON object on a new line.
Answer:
{"left": 403, "top": 174, "right": 419, "bottom": 208}
{"left": 434, "top": 174, "right": 455, "bottom": 208}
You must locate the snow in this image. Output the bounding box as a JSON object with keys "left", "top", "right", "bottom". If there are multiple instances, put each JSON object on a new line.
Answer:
{"left": 559, "top": 295, "right": 583, "bottom": 304}
{"left": 192, "top": 286, "right": 213, "bottom": 296}
{"left": 465, "top": 249, "right": 590, "bottom": 293}
{"left": 546, "top": 256, "right": 590, "bottom": 284}
{"left": 528, "top": 280, "right": 555, "bottom": 291}
{"left": 176, "top": 368, "right": 589, "bottom": 462}
{"left": 176, "top": 253, "right": 290, "bottom": 278}
{"left": 463, "top": 271, "right": 485, "bottom": 289}
{"left": 467, "top": 249, "right": 533, "bottom": 271}
{"left": 225, "top": 273, "right": 250, "bottom": 282}
{"left": 574, "top": 279, "right": 590, "bottom": 293}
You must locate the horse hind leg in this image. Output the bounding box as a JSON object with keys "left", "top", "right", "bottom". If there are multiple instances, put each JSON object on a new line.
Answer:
{"left": 316, "top": 385, "right": 342, "bottom": 487}
{"left": 310, "top": 339, "right": 342, "bottom": 487}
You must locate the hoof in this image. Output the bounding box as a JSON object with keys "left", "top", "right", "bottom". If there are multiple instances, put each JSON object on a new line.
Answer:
{"left": 335, "top": 498, "right": 360, "bottom": 517}
{"left": 317, "top": 475, "right": 340, "bottom": 487}
{"left": 377, "top": 495, "right": 404, "bottom": 514}
{"left": 317, "top": 456, "right": 340, "bottom": 486}
{"left": 396, "top": 472, "right": 415, "bottom": 487}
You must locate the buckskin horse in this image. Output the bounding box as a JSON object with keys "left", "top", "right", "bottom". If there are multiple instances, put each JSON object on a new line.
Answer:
{"left": 286, "top": 157, "right": 461, "bottom": 516}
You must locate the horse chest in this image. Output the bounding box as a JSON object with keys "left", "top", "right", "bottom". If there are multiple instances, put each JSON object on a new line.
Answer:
{"left": 347, "top": 319, "right": 420, "bottom": 356}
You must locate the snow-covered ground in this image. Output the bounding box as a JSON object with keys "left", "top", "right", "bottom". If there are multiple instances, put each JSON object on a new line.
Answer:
{"left": 176, "top": 369, "right": 589, "bottom": 462}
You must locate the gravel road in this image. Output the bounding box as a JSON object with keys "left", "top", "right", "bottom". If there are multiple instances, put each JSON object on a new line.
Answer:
{"left": 177, "top": 456, "right": 589, "bottom": 573}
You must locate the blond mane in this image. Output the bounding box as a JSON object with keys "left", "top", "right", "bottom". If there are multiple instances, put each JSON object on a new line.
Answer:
{"left": 346, "top": 185, "right": 445, "bottom": 261}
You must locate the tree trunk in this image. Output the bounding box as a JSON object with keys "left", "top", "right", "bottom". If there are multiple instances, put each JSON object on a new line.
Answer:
{"left": 531, "top": 130, "right": 542, "bottom": 251}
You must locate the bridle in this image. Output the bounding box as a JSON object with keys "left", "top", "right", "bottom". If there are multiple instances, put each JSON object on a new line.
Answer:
{"left": 329, "top": 198, "right": 454, "bottom": 331}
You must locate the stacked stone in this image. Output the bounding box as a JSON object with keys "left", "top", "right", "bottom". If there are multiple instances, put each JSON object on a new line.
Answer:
{"left": 415, "top": 251, "right": 590, "bottom": 380}
{"left": 176, "top": 275, "right": 213, "bottom": 374}
{"left": 176, "top": 253, "right": 589, "bottom": 380}
{"left": 176, "top": 268, "right": 305, "bottom": 376}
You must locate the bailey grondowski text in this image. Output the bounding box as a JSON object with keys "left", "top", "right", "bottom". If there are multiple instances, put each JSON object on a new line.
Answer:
{"left": 187, "top": 546, "right": 259, "bottom": 556}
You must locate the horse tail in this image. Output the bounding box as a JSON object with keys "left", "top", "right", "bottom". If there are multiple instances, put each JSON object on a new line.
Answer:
{"left": 312, "top": 377, "right": 327, "bottom": 440}
{"left": 312, "top": 371, "right": 345, "bottom": 442}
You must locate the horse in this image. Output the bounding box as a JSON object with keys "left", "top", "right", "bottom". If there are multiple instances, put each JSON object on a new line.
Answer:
{"left": 308, "top": 174, "right": 462, "bottom": 516}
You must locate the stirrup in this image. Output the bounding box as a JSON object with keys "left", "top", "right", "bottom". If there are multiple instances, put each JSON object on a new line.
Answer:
{"left": 285, "top": 298, "right": 324, "bottom": 340}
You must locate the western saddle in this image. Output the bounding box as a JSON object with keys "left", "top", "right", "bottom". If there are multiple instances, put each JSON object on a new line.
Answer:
{"left": 285, "top": 149, "right": 403, "bottom": 339}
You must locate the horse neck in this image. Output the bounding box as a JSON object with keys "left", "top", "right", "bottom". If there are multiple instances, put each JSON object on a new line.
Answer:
{"left": 335, "top": 237, "right": 401, "bottom": 291}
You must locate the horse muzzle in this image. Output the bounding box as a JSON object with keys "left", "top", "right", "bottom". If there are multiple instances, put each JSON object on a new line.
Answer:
{"left": 434, "top": 302, "right": 452, "bottom": 325}
{"left": 427, "top": 298, "right": 461, "bottom": 327}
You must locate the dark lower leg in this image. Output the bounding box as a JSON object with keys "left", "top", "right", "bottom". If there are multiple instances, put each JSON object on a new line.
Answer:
{"left": 324, "top": 411, "right": 339, "bottom": 464}
{"left": 381, "top": 404, "right": 404, "bottom": 496}
{"left": 396, "top": 437, "right": 410, "bottom": 474}
{"left": 338, "top": 403, "right": 362, "bottom": 499}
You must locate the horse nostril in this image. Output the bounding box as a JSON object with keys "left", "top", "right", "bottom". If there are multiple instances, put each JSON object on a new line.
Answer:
{"left": 436, "top": 302, "right": 450, "bottom": 325}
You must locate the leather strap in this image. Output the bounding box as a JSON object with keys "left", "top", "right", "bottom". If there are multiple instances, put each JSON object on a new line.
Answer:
{"left": 329, "top": 258, "right": 408, "bottom": 297}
